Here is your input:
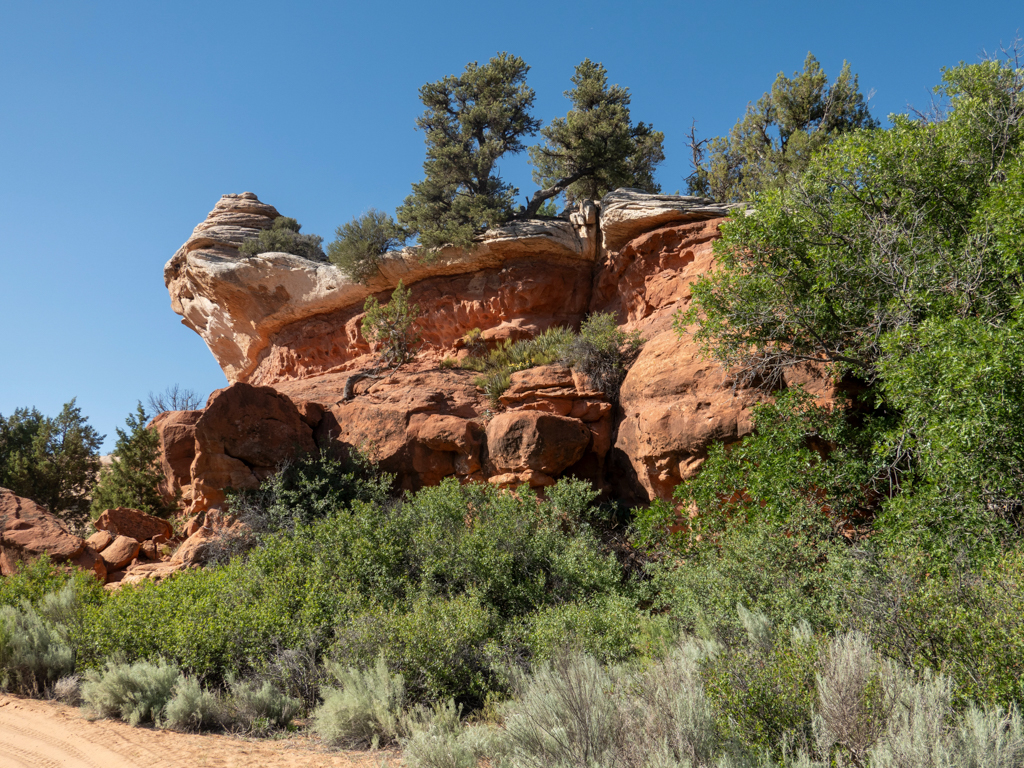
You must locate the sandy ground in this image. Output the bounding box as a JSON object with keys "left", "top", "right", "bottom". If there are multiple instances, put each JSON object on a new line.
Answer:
{"left": 0, "top": 694, "right": 401, "bottom": 768}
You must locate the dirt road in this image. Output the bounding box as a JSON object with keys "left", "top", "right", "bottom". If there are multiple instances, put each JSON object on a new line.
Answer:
{"left": 0, "top": 695, "right": 398, "bottom": 768}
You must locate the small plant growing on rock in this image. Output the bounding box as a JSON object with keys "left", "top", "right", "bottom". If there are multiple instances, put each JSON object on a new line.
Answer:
{"left": 361, "top": 280, "right": 421, "bottom": 368}
{"left": 560, "top": 312, "right": 644, "bottom": 401}
{"left": 239, "top": 216, "right": 326, "bottom": 262}
{"left": 328, "top": 209, "right": 408, "bottom": 283}
{"left": 438, "top": 357, "right": 459, "bottom": 370}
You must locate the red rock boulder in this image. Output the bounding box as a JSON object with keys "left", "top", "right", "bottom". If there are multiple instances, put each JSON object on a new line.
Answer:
{"left": 95, "top": 507, "right": 173, "bottom": 542}
{"left": 190, "top": 383, "right": 316, "bottom": 511}
{"left": 151, "top": 409, "right": 202, "bottom": 504}
{"left": 99, "top": 535, "right": 141, "bottom": 571}
{"left": 486, "top": 412, "right": 591, "bottom": 476}
{"left": 0, "top": 487, "right": 86, "bottom": 575}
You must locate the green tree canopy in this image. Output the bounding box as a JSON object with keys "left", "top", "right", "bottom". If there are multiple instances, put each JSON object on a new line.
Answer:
{"left": 327, "top": 209, "right": 408, "bottom": 283}
{"left": 676, "top": 54, "right": 1024, "bottom": 559}
{"left": 90, "top": 404, "right": 175, "bottom": 518}
{"left": 688, "top": 53, "right": 878, "bottom": 202}
{"left": 0, "top": 399, "right": 103, "bottom": 527}
{"left": 396, "top": 53, "right": 541, "bottom": 250}
{"left": 526, "top": 59, "right": 665, "bottom": 215}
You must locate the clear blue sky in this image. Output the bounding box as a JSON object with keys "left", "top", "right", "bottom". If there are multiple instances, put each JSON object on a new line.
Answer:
{"left": 1, "top": 0, "right": 1020, "bottom": 450}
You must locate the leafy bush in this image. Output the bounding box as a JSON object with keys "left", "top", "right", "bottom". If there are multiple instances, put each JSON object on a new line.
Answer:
{"left": 843, "top": 546, "right": 1024, "bottom": 709}
{"left": 81, "top": 659, "right": 181, "bottom": 726}
{"left": 238, "top": 216, "right": 325, "bottom": 261}
{"left": 333, "top": 594, "right": 497, "bottom": 705}
{"left": 700, "top": 607, "right": 821, "bottom": 756}
{"left": 0, "top": 555, "right": 100, "bottom": 611}
{"left": 0, "top": 595, "right": 75, "bottom": 695}
{"left": 517, "top": 594, "right": 643, "bottom": 665}
{"left": 228, "top": 448, "right": 393, "bottom": 535}
{"left": 328, "top": 209, "right": 407, "bottom": 282}
{"left": 312, "top": 655, "right": 408, "bottom": 748}
{"left": 362, "top": 280, "right": 421, "bottom": 368}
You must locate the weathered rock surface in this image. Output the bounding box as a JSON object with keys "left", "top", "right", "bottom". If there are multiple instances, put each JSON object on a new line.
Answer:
{"left": 190, "top": 383, "right": 316, "bottom": 511}
{"left": 165, "top": 193, "right": 598, "bottom": 384}
{"left": 486, "top": 411, "right": 591, "bottom": 476}
{"left": 0, "top": 487, "right": 86, "bottom": 576}
{"left": 161, "top": 188, "right": 832, "bottom": 507}
{"left": 95, "top": 507, "right": 173, "bottom": 543}
{"left": 151, "top": 409, "right": 202, "bottom": 504}
{"left": 99, "top": 535, "right": 141, "bottom": 571}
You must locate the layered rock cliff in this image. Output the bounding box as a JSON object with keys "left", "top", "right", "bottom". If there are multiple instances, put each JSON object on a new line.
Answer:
{"left": 163, "top": 189, "right": 820, "bottom": 509}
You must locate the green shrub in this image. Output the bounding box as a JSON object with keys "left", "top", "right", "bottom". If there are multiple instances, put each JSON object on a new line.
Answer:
{"left": 80, "top": 659, "right": 181, "bottom": 726}
{"left": 0, "top": 595, "right": 75, "bottom": 695}
{"left": 517, "top": 594, "right": 642, "bottom": 665}
{"left": 699, "top": 607, "right": 821, "bottom": 756}
{"left": 560, "top": 312, "right": 643, "bottom": 400}
{"left": 221, "top": 675, "right": 300, "bottom": 734}
{"left": 312, "top": 655, "right": 408, "bottom": 748}
{"left": 844, "top": 546, "right": 1024, "bottom": 709}
{"left": 163, "top": 675, "right": 222, "bottom": 732}
{"left": 438, "top": 357, "right": 459, "bottom": 370}
{"left": 328, "top": 209, "right": 407, "bottom": 282}
{"left": 228, "top": 448, "right": 393, "bottom": 535}
{"left": 238, "top": 216, "right": 325, "bottom": 261}
{"left": 0, "top": 555, "right": 100, "bottom": 611}
{"left": 362, "top": 280, "right": 421, "bottom": 368}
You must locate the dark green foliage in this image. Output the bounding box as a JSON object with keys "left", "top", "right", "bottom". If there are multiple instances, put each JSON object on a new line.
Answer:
{"left": 844, "top": 547, "right": 1024, "bottom": 709}
{"left": 677, "top": 55, "right": 1024, "bottom": 561}
{"left": 75, "top": 476, "right": 631, "bottom": 706}
{"left": 228, "top": 448, "right": 393, "bottom": 534}
{"left": 238, "top": 216, "right": 326, "bottom": 261}
{"left": 361, "top": 280, "right": 421, "bottom": 368}
{"left": 327, "top": 209, "right": 407, "bottom": 283}
{"left": 687, "top": 52, "right": 877, "bottom": 202}
{"left": 700, "top": 609, "right": 821, "bottom": 756}
{"left": 90, "top": 403, "right": 175, "bottom": 518}
{"left": 559, "top": 313, "right": 643, "bottom": 401}
{"left": 0, "top": 399, "right": 102, "bottom": 527}
{"left": 396, "top": 53, "right": 541, "bottom": 250}
{"left": 526, "top": 59, "right": 665, "bottom": 214}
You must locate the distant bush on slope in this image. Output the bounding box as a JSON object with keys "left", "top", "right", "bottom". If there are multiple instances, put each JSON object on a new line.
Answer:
{"left": 238, "top": 216, "right": 326, "bottom": 262}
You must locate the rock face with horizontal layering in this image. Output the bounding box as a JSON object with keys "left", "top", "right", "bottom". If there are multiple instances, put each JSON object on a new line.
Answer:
{"left": 161, "top": 188, "right": 834, "bottom": 506}
{"left": 165, "top": 193, "right": 598, "bottom": 384}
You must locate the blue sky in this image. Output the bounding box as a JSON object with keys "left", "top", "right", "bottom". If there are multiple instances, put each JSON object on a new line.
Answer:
{"left": 0, "top": 0, "right": 1020, "bottom": 449}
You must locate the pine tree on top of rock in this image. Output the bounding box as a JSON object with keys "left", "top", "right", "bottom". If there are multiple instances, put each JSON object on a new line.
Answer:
{"left": 90, "top": 403, "right": 176, "bottom": 518}
{"left": 687, "top": 52, "right": 878, "bottom": 203}
{"left": 396, "top": 52, "right": 542, "bottom": 251}
{"left": 526, "top": 59, "right": 665, "bottom": 215}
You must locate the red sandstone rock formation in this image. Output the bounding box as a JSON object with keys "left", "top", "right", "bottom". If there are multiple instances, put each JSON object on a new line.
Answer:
{"left": 160, "top": 188, "right": 830, "bottom": 507}
{"left": 0, "top": 487, "right": 92, "bottom": 576}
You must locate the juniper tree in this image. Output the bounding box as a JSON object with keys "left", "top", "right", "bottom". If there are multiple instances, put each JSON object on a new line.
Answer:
{"left": 90, "top": 403, "right": 175, "bottom": 517}
{"left": 238, "top": 216, "right": 326, "bottom": 262}
{"left": 327, "top": 209, "right": 408, "bottom": 283}
{"left": 526, "top": 59, "right": 665, "bottom": 215}
{"left": 396, "top": 53, "right": 541, "bottom": 250}
{"left": 687, "top": 53, "right": 877, "bottom": 202}
{"left": 0, "top": 399, "right": 103, "bottom": 526}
